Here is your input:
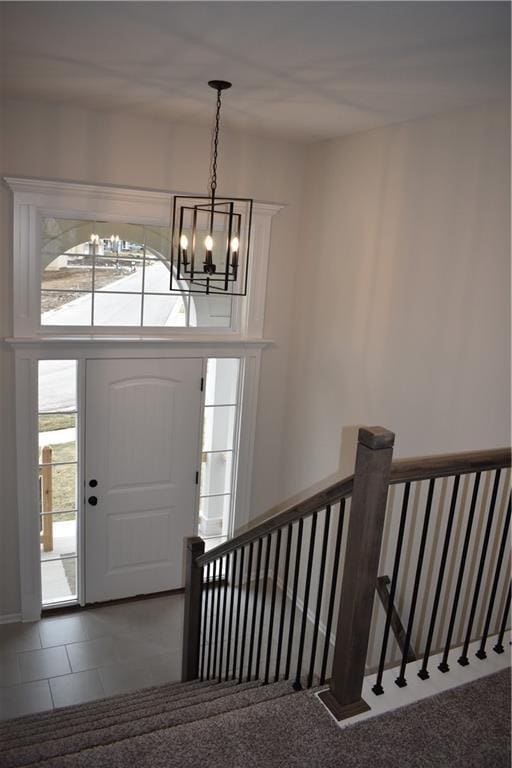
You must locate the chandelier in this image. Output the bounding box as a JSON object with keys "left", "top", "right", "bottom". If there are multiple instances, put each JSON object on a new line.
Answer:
{"left": 169, "top": 81, "right": 253, "bottom": 296}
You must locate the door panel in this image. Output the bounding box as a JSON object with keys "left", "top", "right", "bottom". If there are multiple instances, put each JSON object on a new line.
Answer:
{"left": 85, "top": 358, "right": 203, "bottom": 603}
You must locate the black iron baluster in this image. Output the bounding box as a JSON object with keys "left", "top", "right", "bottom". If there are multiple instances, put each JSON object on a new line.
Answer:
{"left": 238, "top": 541, "right": 254, "bottom": 683}
{"left": 207, "top": 558, "right": 217, "bottom": 680}
{"left": 231, "top": 546, "right": 245, "bottom": 679}
{"left": 285, "top": 518, "right": 303, "bottom": 680}
{"left": 458, "top": 470, "right": 501, "bottom": 666}
{"left": 199, "top": 563, "right": 209, "bottom": 681}
{"left": 438, "top": 473, "right": 482, "bottom": 673}
{"left": 224, "top": 549, "right": 237, "bottom": 681}
{"left": 264, "top": 528, "right": 282, "bottom": 683}
{"left": 373, "top": 482, "right": 411, "bottom": 695}
{"left": 247, "top": 538, "right": 263, "bottom": 681}
{"left": 476, "top": 495, "right": 511, "bottom": 659}
{"left": 493, "top": 581, "right": 511, "bottom": 654}
{"left": 307, "top": 506, "right": 331, "bottom": 688}
{"left": 293, "top": 512, "right": 318, "bottom": 691}
{"left": 212, "top": 558, "right": 223, "bottom": 680}
{"left": 255, "top": 534, "right": 272, "bottom": 680}
{"left": 395, "top": 479, "right": 435, "bottom": 687}
{"left": 218, "top": 553, "right": 230, "bottom": 682}
{"left": 275, "top": 524, "right": 293, "bottom": 682}
{"left": 320, "top": 499, "right": 345, "bottom": 685}
{"left": 417, "top": 475, "right": 460, "bottom": 680}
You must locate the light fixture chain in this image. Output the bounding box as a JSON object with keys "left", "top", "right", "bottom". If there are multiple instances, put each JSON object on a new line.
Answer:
{"left": 209, "top": 88, "right": 222, "bottom": 196}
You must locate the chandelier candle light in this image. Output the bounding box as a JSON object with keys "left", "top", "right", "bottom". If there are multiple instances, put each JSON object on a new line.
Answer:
{"left": 169, "top": 81, "right": 253, "bottom": 296}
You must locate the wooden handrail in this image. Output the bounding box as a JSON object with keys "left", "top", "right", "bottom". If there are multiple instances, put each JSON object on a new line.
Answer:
{"left": 390, "top": 447, "right": 510, "bottom": 485}
{"left": 196, "top": 474, "right": 354, "bottom": 567}
{"left": 196, "top": 447, "right": 510, "bottom": 568}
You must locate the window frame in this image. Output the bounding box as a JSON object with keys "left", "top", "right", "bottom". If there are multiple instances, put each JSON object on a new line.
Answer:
{"left": 6, "top": 177, "right": 281, "bottom": 340}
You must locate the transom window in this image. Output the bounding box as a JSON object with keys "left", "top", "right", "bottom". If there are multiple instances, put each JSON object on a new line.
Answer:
{"left": 41, "top": 217, "right": 233, "bottom": 329}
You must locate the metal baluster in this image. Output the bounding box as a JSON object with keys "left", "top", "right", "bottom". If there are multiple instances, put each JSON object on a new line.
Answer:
{"left": 231, "top": 546, "right": 245, "bottom": 679}
{"left": 199, "top": 563, "right": 209, "bottom": 681}
{"left": 395, "top": 479, "right": 435, "bottom": 687}
{"left": 248, "top": 538, "right": 263, "bottom": 681}
{"left": 438, "top": 473, "right": 482, "bottom": 672}
{"left": 207, "top": 559, "right": 217, "bottom": 680}
{"left": 417, "top": 475, "right": 460, "bottom": 680}
{"left": 264, "top": 529, "right": 282, "bottom": 683}
{"left": 275, "top": 524, "right": 293, "bottom": 682}
{"left": 212, "top": 558, "right": 222, "bottom": 680}
{"left": 224, "top": 550, "right": 237, "bottom": 681}
{"left": 255, "top": 534, "right": 272, "bottom": 680}
{"left": 285, "top": 518, "right": 303, "bottom": 680}
{"left": 373, "top": 482, "right": 411, "bottom": 695}
{"left": 293, "top": 512, "right": 318, "bottom": 691}
{"left": 493, "top": 581, "right": 511, "bottom": 654}
{"left": 238, "top": 542, "right": 254, "bottom": 683}
{"left": 320, "top": 499, "right": 345, "bottom": 685}
{"left": 458, "top": 470, "right": 501, "bottom": 666}
{"left": 218, "top": 553, "right": 230, "bottom": 682}
{"left": 476, "top": 495, "right": 511, "bottom": 659}
{"left": 307, "top": 506, "right": 331, "bottom": 688}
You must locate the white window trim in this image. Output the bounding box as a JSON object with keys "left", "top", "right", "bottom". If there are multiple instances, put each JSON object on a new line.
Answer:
{"left": 5, "top": 176, "right": 281, "bottom": 621}
{"left": 5, "top": 176, "right": 283, "bottom": 339}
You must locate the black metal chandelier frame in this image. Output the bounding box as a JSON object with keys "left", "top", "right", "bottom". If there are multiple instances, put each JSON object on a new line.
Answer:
{"left": 169, "top": 81, "right": 253, "bottom": 297}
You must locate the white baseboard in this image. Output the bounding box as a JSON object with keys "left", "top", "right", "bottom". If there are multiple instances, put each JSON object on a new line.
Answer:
{"left": 0, "top": 613, "right": 22, "bottom": 625}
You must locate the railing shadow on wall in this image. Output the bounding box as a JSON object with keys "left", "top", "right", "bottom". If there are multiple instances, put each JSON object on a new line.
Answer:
{"left": 182, "top": 426, "right": 511, "bottom": 720}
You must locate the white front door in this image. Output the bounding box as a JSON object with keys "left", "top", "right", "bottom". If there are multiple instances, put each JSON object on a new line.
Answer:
{"left": 84, "top": 358, "right": 203, "bottom": 603}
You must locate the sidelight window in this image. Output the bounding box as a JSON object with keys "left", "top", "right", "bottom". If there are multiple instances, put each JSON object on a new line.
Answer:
{"left": 38, "top": 360, "right": 79, "bottom": 606}
{"left": 199, "top": 359, "right": 240, "bottom": 550}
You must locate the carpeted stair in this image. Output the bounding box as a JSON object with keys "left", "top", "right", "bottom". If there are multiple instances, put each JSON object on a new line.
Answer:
{"left": 0, "top": 677, "right": 295, "bottom": 767}
{"left": 0, "top": 670, "right": 509, "bottom": 768}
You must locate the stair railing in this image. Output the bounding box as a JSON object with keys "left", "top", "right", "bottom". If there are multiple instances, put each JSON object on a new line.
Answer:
{"left": 182, "top": 426, "right": 511, "bottom": 721}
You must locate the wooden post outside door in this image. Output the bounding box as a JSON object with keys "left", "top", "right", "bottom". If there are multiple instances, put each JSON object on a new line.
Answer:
{"left": 40, "top": 446, "right": 53, "bottom": 552}
{"left": 319, "top": 426, "right": 395, "bottom": 720}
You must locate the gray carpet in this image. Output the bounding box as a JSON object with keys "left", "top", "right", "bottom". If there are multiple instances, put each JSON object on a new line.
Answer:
{"left": 0, "top": 670, "right": 509, "bottom": 767}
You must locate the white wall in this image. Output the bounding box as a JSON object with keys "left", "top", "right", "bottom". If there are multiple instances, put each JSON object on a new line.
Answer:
{"left": 0, "top": 99, "right": 305, "bottom": 617}
{"left": 280, "top": 101, "right": 510, "bottom": 501}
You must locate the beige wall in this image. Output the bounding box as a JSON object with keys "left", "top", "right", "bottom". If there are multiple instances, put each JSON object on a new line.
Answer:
{"left": 281, "top": 101, "right": 510, "bottom": 501}
{"left": 0, "top": 99, "right": 304, "bottom": 617}
{"left": 1, "top": 98, "right": 510, "bottom": 620}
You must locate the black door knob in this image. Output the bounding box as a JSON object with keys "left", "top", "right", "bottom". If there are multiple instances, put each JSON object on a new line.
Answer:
{"left": 89, "top": 479, "right": 98, "bottom": 488}
{"left": 88, "top": 496, "right": 98, "bottom": 506}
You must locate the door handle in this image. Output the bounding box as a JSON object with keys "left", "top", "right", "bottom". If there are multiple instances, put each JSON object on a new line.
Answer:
{"left": 89, "top": 479, "right": 98, "bottom": 488}
{"left": 88, "top": 496, "right": 98, "bottom": 506}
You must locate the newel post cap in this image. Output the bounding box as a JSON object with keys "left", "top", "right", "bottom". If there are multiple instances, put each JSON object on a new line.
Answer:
{"left": 358, "top": 426, "right": 395, "bottom": 450}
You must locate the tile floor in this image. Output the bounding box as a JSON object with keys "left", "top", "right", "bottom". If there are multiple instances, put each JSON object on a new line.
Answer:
{"left": 0, "top": 593, "right": 184, "bottom": 720}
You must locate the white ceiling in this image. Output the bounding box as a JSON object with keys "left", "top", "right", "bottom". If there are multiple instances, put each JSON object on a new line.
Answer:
{"left": 1, "top": 1, "right": 509, "bottom": 142}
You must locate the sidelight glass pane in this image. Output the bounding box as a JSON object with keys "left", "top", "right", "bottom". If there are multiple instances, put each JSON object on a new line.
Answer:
{"left": 200, "top": 451, "right": 233, "bottom": 497}
{"left": 202, "top": 406, "right": 236, "bottom": 452}
{"left": 38, "top": 361, "right": 77, "bottom": 413}
{"left": 39, "top": 413, "right": 77, "bottom": 463}
{"left": 205, "top": 359, "right": 240, "bottom": 405}
{"left": 199, "top": 495, "right": 232, "bottom": 538}
{"left": 39, "top": 463, "right": 77, "bottom": 513}
{"left": 40, "top": 512, "right": 77, "bottom": 560}
{"left": 41, "top": 558, "right": 77, "bottom": 604}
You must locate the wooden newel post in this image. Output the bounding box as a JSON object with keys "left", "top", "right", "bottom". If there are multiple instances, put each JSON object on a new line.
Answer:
{"left": 319, "top": 426, "right": 395, "bottom": 720}
{"left": 182, "top": 536, "right": 205, "bottom": 682}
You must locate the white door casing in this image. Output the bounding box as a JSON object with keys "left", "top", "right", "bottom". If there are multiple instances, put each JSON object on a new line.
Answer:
{"left": 84, "top": 357, "right": 203, "bottom": 603}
